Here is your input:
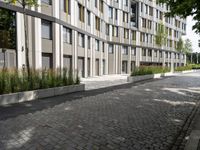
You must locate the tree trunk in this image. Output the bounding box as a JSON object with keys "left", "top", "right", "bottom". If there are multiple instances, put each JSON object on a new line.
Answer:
{"left": 23, "top": 7, "right": 30, "bottom": 78}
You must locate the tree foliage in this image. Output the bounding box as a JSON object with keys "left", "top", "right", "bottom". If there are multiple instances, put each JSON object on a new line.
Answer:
{"left": 155, "top": 23, "right": 167, "bottom": 47}
{"left": 0, "top": 8, "right": 16, "bottom": 49}
{"left": 157, "top": 0, "right": 200, "bottom": 33}
{"left": 183, "top": 39, "right": 193, "bottom": 53}
{"left": 4, "top": 0, "right": 38, "bottom": 8}
{"left": 4, "top": 0, "right": 38, "bottom": 77}
{"left": 177, "top": 38, "right": 183, "bottom": 52}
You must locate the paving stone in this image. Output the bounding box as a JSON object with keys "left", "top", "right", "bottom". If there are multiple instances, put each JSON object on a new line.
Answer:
{"left": 0, "top": 72, "right": 200, "bottom": 150}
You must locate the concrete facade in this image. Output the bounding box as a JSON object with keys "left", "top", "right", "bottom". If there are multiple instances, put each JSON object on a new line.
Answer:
{"left": 0, "top": 0, "right": 187, "bottom": 77}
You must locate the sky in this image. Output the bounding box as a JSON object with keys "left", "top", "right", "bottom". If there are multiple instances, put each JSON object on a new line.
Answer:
{"left": 182, "top": 16, "right": 200, "bottom": 52}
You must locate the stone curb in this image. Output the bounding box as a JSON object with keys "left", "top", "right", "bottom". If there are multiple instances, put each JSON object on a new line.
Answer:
{"left": 127, "top": 72, "right": 173, "bottom": 83}
{"left": 0, "top": 84, "right": 85, "bottom": 106}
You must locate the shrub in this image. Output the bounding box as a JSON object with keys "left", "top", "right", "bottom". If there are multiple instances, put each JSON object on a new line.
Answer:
{"left": 0, "top": 68, "right": 80, "bottom": 95}
{"left": 175, "top": 65, "right": 192, "bottom": 72}
{"left": 131, "top": 66, "right": 170, "bottom": 76}
{"left": 190, "top": 64, "right": 200, "bottom": 70}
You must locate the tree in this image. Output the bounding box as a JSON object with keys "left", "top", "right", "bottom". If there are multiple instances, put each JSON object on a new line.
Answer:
{"left": 155, "top": 22, "right": 167, "bottom": 47}
{"left": 183, "top": 39, "right": 193, "bottom": 53}
{"left": 0, "top": 8, "right": 16, "bottom": 49}
{"left": 177, "top": 38, "right": 184, "bottom": 52}
{"left": 4, "top": 0, "right": 38, "bottom": 77}
{"left": 157, "top": 0, "right": 200, "bottom": 33}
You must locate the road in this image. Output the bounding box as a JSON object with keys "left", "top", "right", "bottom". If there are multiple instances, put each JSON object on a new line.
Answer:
{"left": 0, "top": 71, "right": 200, "bottom": 150}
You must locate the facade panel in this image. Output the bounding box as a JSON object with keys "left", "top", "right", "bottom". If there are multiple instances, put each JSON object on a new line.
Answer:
{"left": 0, "top": 0, "right": 187, "bottom": 77}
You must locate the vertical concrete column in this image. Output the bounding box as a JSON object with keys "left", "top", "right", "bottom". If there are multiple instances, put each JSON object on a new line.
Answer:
{"left": 171, "top": 52, "right": 174, "bottom": 72}
{"left": 128, "top": 47, "right": 131, "bottom": 74}
{"left": 72, "top": 30, "right": 78, "bottom": 73}
{"left": 89, "top": 39, "right": 93, "bottom": 77}
{"left": 119, "top": 46, "right": 122, "bottom": 74}
{"left": 16, "top": 12, "right": 26, "bottom": 69}
{"left": 84, "top": 36, "right": 88, "bottom": 78}
{"left": 115, "top": 45, "right": 118, "bottom": 74}
{"left": 33, "top": 17, "right": 42, "bottom": 69}
{"left": 145, "top": 49, "right": 148, "bottom": 62}
{"left": 52, "top": 0, "right": 60, "bottom": 69}
{"left": 162, "top": 51, "right": 165, "bottom": 67}
{"left": 99, "top": 42, "right": 103, "bottom": 76}
{"left": 92, "top": 38, "right": 96, "bottom": 76}
{"left": 52, "top": 0, "right": 59, "bottom": 18}
{"left": 53, "top": 23, "right": 60, "bottom": 69}
{"left": 60, "top": 25, "right": 64, "bottom": 69}
{"left": 135, "top": 47, "right": 140, "bottom": 67}
{"left": 32, "top": 0, "right": 42, "bottom": 69}
{"left": 105, "top": 43, "right": 109, "bottom": 75}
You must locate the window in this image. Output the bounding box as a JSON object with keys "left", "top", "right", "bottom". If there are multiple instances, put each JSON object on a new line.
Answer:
{"left": 159, "top": 51, "right": 162, "bottom": 58}
{"left": 108, "top": 44, "right": 114, "bottom": 54}
{"left": 109, "top": 7, "right": 113, "bottom": 19}
{"left": 99, "top": 0, "right": 103, "bottom": 13}
{"left": 42, "top": 20, "right": 52, "bottom": 39}
{"left": 87, "top": 36, "right": 91, "bottom": 49}
{"left": 122, "top": 46, "right": 128, "bottom": 55}
{"left": 132, "top": 31, "right": 136, "bottom": 41}
{"left": 148, "top": 49, "right": 152, "bottom": 57}
{"left": 124, "top": 0, "right": 128, "bottom": 6}
{"left": 78, "top": 33, "right": 85, "bottom": 48}
{"left": 112, "top": 26, "right": 118, "bottom": 37}
{"left": 131, "top": 47, "right": 136, "bottom": 56}
{"left": 63, "top": 55, "right": 72, "bottom": 70}
{"left": 142, "top": 48, "right": 146, "bottom": 56}
{"left": 63, "top": 27, "right": 72, "bottom": 44}
{"left": 61, "top": 0, "right": 71, "bottom": 14}
{"left": 154, "top": 50, "right": 157, "bottom": 57}
{"left": 95, "top": 39, "right": 100, "bottom": 51}
{"left": 165, "top": 52, "right": 168, "bottom": 58}
{"left": 124, "top": 28, "right": 129, "bottom": 39}
{"left": 95, "top": 16, "right": 100, "bottom": 31}
{"left": 115, "top": 9, "right": 118, "bottom": 20}
{"left": 87, "top": 10, "right": 91, "bottom": 26}
{"left": 123, "top": 12, "right": 128, "bottom": 23}
{"left": 106, "top": 24, "right": 110, "bottom": 35}
{"left": 78, "top": 4, "right": 85, "bottom": 22}
{"left": 42, "top": 53, "right": 52, "bottom": 69}
{"left": 41, "top": 0, "right": 51, "bottom": 5}
{"left": 95, "top": 0, "right": 97, "bottom": 8}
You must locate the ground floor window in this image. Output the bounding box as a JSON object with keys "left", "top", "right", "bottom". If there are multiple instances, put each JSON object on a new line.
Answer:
{"left": 0, "top": 50, "right": 16, "bottom": 69}
{"left": 78, "top": 57, "right": 84, "bottom": 77}
{"left": 122, "top": 61, "right": 128, "bottom": 74}
{"left": 42, "top": 53, "right": 53, "bottom": 70}
{"left": 63, "top": 55, "right": 72, "bottom": 71}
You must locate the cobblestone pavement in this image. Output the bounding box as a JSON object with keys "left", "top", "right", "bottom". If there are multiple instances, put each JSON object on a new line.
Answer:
{"left": 0, "top": 72, "right": 200, "bottom": 150}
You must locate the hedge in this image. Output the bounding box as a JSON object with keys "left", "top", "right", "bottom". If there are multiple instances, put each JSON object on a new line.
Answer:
{"left": 0, "top": 69, "right": 80, "bottom": 95}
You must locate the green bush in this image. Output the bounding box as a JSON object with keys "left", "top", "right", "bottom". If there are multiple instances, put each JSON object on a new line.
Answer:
{"left": 131, "top": 66, "right": 170, "bottom": 76}
{"left": 175, "top": 65, "right": 192, "bottom": 72}
{"left": 0, "top": 68, "right": 80, "bottom": 95}
{"left": 190, "top": 64, "right": 200, "bottom": 70}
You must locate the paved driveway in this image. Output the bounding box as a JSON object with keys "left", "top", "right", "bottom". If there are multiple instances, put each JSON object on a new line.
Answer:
{"left": 0, "top": 72, "right": 200, "bottom": 150}
{"left": 81, "top": 74, "right": 128, "bottom": 90}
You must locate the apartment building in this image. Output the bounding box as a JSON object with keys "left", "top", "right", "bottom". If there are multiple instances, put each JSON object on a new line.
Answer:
{"left": 0, "top": 0, "right": 186, "bottom": 77}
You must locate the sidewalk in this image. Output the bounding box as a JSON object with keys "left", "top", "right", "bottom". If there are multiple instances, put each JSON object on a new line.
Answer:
{"left": 81, "top": 74, "right": 129, "bottom": 90}
{"left": 184, "top": 107, "right": 200, "bottom": 150}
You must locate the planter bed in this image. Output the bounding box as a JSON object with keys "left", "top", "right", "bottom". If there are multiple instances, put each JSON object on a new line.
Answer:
{"left": 127, "top": 72, "right": 173, "bottom": 83}
{"left": 127, "top": 73, "right": 162, "bottom": 83}
{"left": 0, "top": 84, "right": 85, "bottom": 106}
